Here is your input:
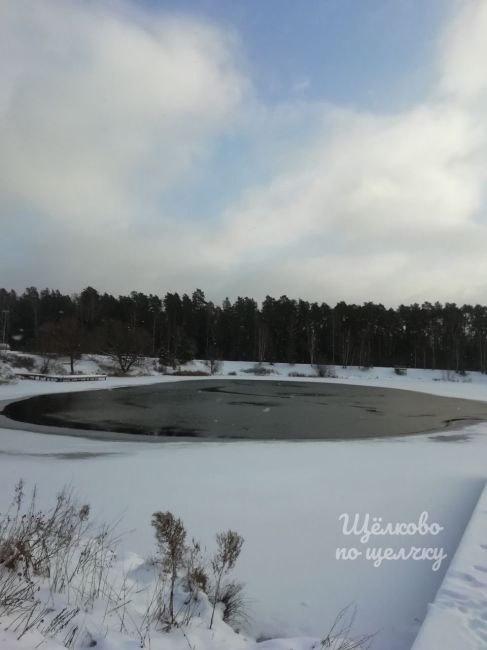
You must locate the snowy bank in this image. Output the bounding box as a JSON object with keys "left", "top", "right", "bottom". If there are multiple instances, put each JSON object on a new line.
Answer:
{"left": 1, "top": 362, "right": 487, "bottom": 649}
{"left": 0, "top": 484, "right": 371, "bottom": 650}
{"left": 412, "top": 481, "right": 487, "bottom": 649}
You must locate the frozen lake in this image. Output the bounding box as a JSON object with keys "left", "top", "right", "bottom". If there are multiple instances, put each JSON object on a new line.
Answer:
{"left": 3, "top": 379, "right": 487, "bottom": 440}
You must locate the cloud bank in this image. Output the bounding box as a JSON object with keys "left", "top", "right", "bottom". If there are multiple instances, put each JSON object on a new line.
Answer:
{"left": 1, "top": 0, "right": 487, "bottom": 304}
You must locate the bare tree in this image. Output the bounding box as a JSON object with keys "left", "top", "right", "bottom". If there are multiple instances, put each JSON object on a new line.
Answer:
{"left": 97, "top": 320, "right": 151, "bottom": 374}
{"left": 307, "top": 323, "right": 317, "bottom": 365}
{"left": 256, "top": 323, "right": 268, "bottom": 362}
{"left": 38, "top": 318, "right": 84, "bottom": 374}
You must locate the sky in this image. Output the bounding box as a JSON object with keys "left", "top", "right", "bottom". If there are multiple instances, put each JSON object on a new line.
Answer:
{"left": 1, "top": 0, "right": 487, "bottom": 306}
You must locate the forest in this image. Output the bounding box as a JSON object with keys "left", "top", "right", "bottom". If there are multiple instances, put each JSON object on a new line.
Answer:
{"left": 1, "top": 286, "right": 487, "bottom": 372}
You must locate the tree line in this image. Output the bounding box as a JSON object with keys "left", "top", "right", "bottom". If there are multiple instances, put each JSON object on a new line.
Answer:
{"left": 1, "top": 286, "right": 487, "bottom": 372}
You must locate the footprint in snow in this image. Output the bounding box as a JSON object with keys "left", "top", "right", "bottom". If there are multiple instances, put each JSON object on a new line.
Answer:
{"left": 450, "top": 571, "right": 487, "bottom": 588}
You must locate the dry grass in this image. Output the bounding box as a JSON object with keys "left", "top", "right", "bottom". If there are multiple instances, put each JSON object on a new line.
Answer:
{"left": 0, "top": 483, "right": 376, "bottom": 648}
{"left": 0, "top": 481, "right": 120, "bottom": 646}
{"left": 320, "top": 604, "right": 376, "bottom": 649}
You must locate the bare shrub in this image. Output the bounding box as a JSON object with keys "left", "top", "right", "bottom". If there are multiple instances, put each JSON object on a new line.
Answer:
{"left": 4, "top": 353, "right": 36, "bottom": 371}
{"left": 0, "top": 481, "right": 120, "bottom": 648}
{"left": 184, "top": 539, "right": 209, "bottom": 595}
{"left": 148, "top": 513, "right": 247, "bottom": 633}
{"left": 0, "top": 359, "right": 16, "bottom": 383}
{"left": 219, "top": 580, "right": 251, "bottom": 631}
{"left": 39, "top": 353, "right": 53, "bottom": 374}
{"left": 0, "top": 482, "right": 92, "bottom": 581}
{"left": 314, "top": 364, "right": 337, "bottom": 378}
{"left": 241, "top": 363, "right": 273, "bottom": 376}
{"left": 209, "top": 530, "right": 244, "bottom": 629}
{"left": 35, "top": 354, "right": 66, "bottom": 375}
{"left": 179, "top": 539, "right": 210, "bottom": 627}
{"left": 288, "top": 371, "right": 315, "bottom": 378}
{"left": 188, "top": 565, "right": 209, "bottom": 594}
{"left": 159, "top": 347, "right": 177, "bottom": 371}
{"left": 62, "top": 522, "right": 118, "bottom": 608}
{"left": 0, "top": 482, "right": 118, "bottom": 609}
{"left": 440, "top": 369, "right": 471, "bottom": 383}
{"left": 151, "top": 511, "right": 187, "bottom": 628}
{"left": 204, "top": 359, "right": 222, "bottom": 375}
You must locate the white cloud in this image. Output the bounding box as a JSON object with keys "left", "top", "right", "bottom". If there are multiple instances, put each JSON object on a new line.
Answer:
{"left": 201, "top": 1, "right": 487, "bottom": 304}
{"left": 440, "top": 0, "right": 487, "bottom": 104}
{"left": 215, "top": 104, "right": 483, "bottom": 253}
{"left": 0, "top": 0, "right": 245, "bottom": 229}
{"left": 1, "top": 0, "right": 487, "bottom": 305}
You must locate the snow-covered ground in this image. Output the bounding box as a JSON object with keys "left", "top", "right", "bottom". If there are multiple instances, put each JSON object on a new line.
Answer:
{"left": 1, "top": 357, "right": 487, "bottom": 649}
{"left": 412, "top": 482, "right": 487, "bottom": 649}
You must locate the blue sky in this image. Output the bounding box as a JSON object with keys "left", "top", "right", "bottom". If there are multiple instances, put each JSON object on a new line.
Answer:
{"left": 146, "top": 0, "right": 450, "bottom": 221}
{"left": 1, "top": 0, "right": 487, "bottom": 305}
{"left": 143, "top": 0, "right": 447, "bottom": 109}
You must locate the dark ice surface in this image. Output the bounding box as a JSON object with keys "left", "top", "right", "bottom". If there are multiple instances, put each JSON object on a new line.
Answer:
{"left": 2, "top": 379, "right": 487, "bottom": 441}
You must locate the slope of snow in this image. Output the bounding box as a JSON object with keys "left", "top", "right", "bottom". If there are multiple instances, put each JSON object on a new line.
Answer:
{"left": 411, "top": 482, "right": 487, "bottom": 649}
{"left": 0, "top": 547, "right": 302, "bottom": 650}
{"left": 1, "top": 361, "right": 487, "bottom": 649}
